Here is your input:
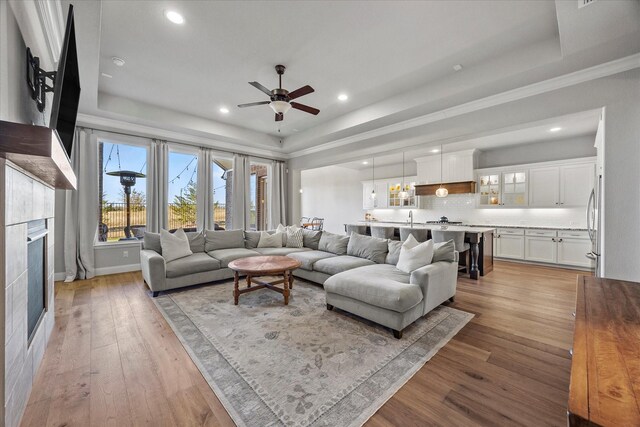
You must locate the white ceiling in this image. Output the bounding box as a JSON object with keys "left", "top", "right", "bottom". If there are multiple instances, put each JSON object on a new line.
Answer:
{"left": 338, "top": 109, "right": 601, "bottom": 170}
{"left": 66, "top": 0, "right": 640, "bottom": 157}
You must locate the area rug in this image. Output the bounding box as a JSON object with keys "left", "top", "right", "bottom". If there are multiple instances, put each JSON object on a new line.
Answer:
{"left": 153, "top": 279, "right": 473, "bottom": 427}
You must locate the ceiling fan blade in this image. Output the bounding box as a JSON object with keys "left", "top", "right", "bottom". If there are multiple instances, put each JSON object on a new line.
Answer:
{"left": 275, "top": 113, "right": 284, "bottom": 122}
{"left": 288, "top": 85, "right": 314, "bottom": 100}
{"left": 249, "top": 81, "right": 273, "bottom": 96}
{"left": 290, "top": 102, "right": 320, "bottom": 115}
{"left": 237, "top": 101, "right": 271, "bottom": 108}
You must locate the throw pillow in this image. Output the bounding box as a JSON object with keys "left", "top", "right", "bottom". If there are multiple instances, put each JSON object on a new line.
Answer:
{"left": 276, "top": 224, "right": 288, "bottom": 245}
{"left": 302, "top": 229, "right": 322, "bottom": 250}
{"left": 385, "top": 240, "right": 403, "bottom": 265}
{"left": 244, "top": 230, "right": 262, "bottom": 249}
{"left": 347, "top": 232, "right": 388, "bottom": 263}
{"left": 205, "top": 229, "right": 245, "bottom": 251}
{"left": 433, "top": 239, "right": 456, "bottom": 263}
{"left": 257, "top": 231, "right": 284, "bottom": 248}
{"left": 160, "top": 228, "right": 193, "bottom": 262}
{"left": 185, "top": 231, "right": 205, "bottom": 253}
{"left": 143, "top": 232, "right": 162, "bottom": 254}
{"left": 286, "top": 227, "right": 304, "bottom": 248}
{"left": 318, "top": 231, "right": 349, "bottom": 255}
{"left": 397, "top": 235, "right": 434, "bottom": 273}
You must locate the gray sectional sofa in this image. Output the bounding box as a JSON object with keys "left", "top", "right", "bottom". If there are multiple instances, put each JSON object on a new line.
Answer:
{"left": 140, "top": 228, "right": 458, "bottom": 338}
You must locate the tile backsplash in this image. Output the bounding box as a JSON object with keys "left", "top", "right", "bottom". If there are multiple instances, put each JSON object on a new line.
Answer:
{"left": 369, "top": 194, "right": 586, "bottom": 228}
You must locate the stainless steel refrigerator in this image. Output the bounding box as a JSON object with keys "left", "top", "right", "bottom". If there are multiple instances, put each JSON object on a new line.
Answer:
{"left": 586, "top": 174, "right": 602, "bottom": 276}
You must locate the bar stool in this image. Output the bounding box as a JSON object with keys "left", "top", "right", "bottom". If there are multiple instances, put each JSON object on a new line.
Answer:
{"left": 399, "top": 228, "right": 429, "bottom": 243}
{"left": 371, "top": 226, "right": 396, "bottom": 240}
{"left": 431, "top": 230, "right": 470, "bottom": 273}
{"left": 346, "top": 224, "right": 367, "bottom": 236}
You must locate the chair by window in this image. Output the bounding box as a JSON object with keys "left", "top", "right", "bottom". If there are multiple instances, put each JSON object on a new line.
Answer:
{"left": 310, "top": 217, "right": 324, "bottom": 231}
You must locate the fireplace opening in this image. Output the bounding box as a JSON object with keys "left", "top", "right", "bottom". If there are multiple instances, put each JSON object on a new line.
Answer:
{"left": 27, "top": 219, "right": 48, "bottom": 344}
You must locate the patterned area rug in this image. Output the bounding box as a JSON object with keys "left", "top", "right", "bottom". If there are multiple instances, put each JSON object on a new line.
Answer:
{"left": 154, "top": 279, "right": 473, "bottom": 427}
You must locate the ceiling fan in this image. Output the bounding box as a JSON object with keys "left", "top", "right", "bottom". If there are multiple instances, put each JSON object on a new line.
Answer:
{"left": 238, "top": 64, "right": 320, "bottom": 122}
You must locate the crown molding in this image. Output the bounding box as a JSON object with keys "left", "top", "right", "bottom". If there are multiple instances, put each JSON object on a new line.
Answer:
{"left": 34, "top": 0, "right": 64, "bottom": 63}
{"left": 76, "top": 113, "right": 289, "bottom": 161}
{"left": 287, "top": 53, "right": 640, "bottom": 159}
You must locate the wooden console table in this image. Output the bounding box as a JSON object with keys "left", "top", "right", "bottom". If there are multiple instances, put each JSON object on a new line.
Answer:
{"left": 568, "top": 275, "right": 640, "bottom": 426}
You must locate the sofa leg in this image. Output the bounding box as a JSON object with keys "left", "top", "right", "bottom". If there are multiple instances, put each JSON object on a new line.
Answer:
{"left": 151, "top": 291, "right": 160, "bottom": 298}
{"left": 449, "top": 296, "right": 455, "bottom": 303}
{"left": 326, "top": 303, "right": 334, "bottom": 311}
{"left": 393, "top": 329, "right": 403, "bottom": 339}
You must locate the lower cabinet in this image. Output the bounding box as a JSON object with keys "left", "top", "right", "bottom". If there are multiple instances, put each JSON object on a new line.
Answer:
{"left": 495, "top": 228, "right": 592, "bottom": 268}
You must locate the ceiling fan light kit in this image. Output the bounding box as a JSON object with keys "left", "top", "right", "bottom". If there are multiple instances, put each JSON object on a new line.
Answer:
{"left": 238, "top": 64, "right": 320, "bottom": 122}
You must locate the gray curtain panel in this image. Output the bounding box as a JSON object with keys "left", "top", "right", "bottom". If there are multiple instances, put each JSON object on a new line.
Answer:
{"left": 63, "top": 128, "right": 99, "bottom": 281}
{"left": 196, "top": 147, "right": 214, "bottom": 231}
{"left": 147, "top": 139, "right": 168, "bottom": 232}
{"left": 268, "top": 160, "right": 287, "bottom": 229}
{"left": 231, "top": 154, "right": 250, "bottom": 230}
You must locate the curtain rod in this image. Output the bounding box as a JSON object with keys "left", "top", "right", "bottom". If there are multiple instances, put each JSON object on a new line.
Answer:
{"left": 77, "top": 125, "right": 286, "bottom": 163}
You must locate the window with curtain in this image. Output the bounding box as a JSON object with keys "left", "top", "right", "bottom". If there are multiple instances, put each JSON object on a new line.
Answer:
{"left": 99, "top": 141, "right": 148, "bottom": 241}
{"left": 249, "top": 162, "right": 269, "bottom": 231}
{"left": 212, "top": 157, "right": 232, "bottom": 230}
{"left": 168, "top": 150, "right": 198, "bottom": 231}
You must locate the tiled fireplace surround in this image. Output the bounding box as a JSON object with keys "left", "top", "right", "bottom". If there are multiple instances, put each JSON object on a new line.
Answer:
{"left": 1, "top": 159, "right": 55, "bottom": 427}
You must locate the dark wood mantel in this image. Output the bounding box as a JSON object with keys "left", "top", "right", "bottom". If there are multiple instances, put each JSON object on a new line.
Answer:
{"left": 0, "top": 120, "right": 76, "bottom": 189}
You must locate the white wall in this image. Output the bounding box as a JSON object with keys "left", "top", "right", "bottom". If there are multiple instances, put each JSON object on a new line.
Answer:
{"left": 300, "top": 165, "right": 363, "bottom": 234}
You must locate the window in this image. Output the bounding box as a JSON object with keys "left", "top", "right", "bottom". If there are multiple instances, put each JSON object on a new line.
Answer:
{"left": 212, "top": 158, "right": 232, "bottom": 230}
{"left": 99, "top": 141, "right": 148, "bottom": 241}
{"left": 249, "top": 162, "right": 269, "bottom": 231}
{"left": 168, "top": 151, "right": 198, "bottom": 231}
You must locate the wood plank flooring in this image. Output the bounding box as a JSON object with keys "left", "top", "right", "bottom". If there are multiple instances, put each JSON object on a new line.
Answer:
{"left": 21, "top": 261, "right": 582, "bottom": 426}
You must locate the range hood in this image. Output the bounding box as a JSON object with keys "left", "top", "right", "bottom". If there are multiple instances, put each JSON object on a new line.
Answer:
{"left": 415, "top": 181, "right": 476, "bottom": 196}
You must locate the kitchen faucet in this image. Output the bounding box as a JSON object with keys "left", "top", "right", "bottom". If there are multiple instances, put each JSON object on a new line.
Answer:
{"left": 408, "top": 210, "right": 413, "bottom": 228}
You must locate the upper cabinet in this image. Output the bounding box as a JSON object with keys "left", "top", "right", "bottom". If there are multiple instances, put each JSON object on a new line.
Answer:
{"left": 529, "top": 162, "right": 594, "bottom": 207}
{"left": 416, "top": 150, "right": 477, "bottom": 184}
{"left": 387, "top": 177, "right": 417, "bottom": 208}
{"left": 362, "top": 181, "right": 389, "bottom": 209}
{"left": 478, "top": 158, "right": 595, "bottom": 209}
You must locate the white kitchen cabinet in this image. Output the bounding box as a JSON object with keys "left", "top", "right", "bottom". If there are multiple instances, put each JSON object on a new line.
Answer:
{"left": 560, "top": 163, "right": 594, "bottom": 207}
{"left": 529, "top": 166, "right": 560, "bottom": 207}
{"left": 416, "top": 150, "right": 476, "bottom": 184}
{"left": 495, "top": 228, "right": 525, "bottom": 259}
{"left": 416, "top": 156, "right": 441, "bottom": 184}
{"left": 557, "top": 231, "right": 592, "bottom": 268}
{"left": 524, "top": 229, "right": 557, "bottom": 263}
{"left": 387, "top": 176, "right": 416, "bottom": 208}
{"left": 477, "top": 170, "right": 527, "bottom": 206}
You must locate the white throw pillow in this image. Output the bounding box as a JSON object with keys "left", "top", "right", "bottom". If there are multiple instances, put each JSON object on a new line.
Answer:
{"left": 257, "top": 231, "right": 283, "bottom": 248}
{"left": 160, "top": 228, "right": 193, "bottom": 262}
{"left": 396, "top": 235, "right": 434, "bottom": 273}
{"left": 276, "top": 224, "right": 288, "bottom": 245}
{"left": 286, "top": 227, "right": 304, "bottom": 248}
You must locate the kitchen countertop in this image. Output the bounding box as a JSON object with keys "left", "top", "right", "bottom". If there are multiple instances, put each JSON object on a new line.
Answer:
{"left": 353, "top": 221, "right": 587, "bottom": 232}
{"left": 352, "top": 221, "right": 496, "bottom": 233}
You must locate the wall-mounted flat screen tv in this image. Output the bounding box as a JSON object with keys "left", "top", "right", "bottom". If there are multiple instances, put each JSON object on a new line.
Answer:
{"left": 49, "top": 4, "right": 80, "bottom": 158}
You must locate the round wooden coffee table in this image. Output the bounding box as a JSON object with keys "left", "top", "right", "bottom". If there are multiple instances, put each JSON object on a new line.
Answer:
{"left": 228, "top": 256, "right": 302, "bottom": 305}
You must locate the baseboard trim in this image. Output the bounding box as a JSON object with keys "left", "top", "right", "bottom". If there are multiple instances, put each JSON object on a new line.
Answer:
{"left": 54, "top": 272, "right": 66, "bottom": 281}
{"left": 494, "top": 257, "right": 592, "bottom": 271}
{"left": 95, "top": 263, "right": 141, "bottom": 276}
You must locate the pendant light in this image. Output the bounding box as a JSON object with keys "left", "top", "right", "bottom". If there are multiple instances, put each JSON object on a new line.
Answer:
{"left": 435, "top": 144, "right": 448, "bottom": 197}
{"left": 398, "top": 152, "right": 409, "bottom": 199}
{"left": 370, "top": 157, "right": 376, "bottom": 199}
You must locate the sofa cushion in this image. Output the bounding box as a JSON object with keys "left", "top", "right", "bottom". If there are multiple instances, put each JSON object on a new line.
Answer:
{"left": 185, "top": 231, "right": 206, "bottom": 253}
{"left": 258, "top": 231, "right": 284, "bottom": 248}
{"left": 207, "top": 248, "right": 261, "bottom": 267}
{"left": 347, "top": 232, "right": 388, "bottom": 264}
{"left": 386, "top": 240, "right": 402, "bottom": 265}
{"left": 165, "top": 253, "right": 221, "bottom": 278}
{"left": 160, "top": 229, "right": 193, "bottom": 262}
{"left": 205, "top": 229, "right": 245, "bottom": 252}
{"left": 313, "top": 255, "right": 375, "bottom": 276}
{"left": 244, "top": 231, "right": 261, "bottom": 249}
{"left": 324, "top": 264, "right": 422, "bottom": 313}
{"left": 318, "top": 231, "right": 349, "bottom": 255}
{"left": 433, "top": 239, "right": 456, "bottom": 263}
{"left": 287, "top": 250, "right": 336, "bottom": 270}
{"left": 397, "top": 235, "right": 434, "bottom": 273}
{"left": 302, "top": 229, "right": 322, "bottom": 250}
{"left": 253, "top": 247, "right": 311, "bottom": 256}
{"left": 143, "top": 232, "right": 162, "bottom": 254}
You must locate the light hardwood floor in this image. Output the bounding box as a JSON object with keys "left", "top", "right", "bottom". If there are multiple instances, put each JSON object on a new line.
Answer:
{"left": 21, "top": 261, "right": 582, "bottom": 426}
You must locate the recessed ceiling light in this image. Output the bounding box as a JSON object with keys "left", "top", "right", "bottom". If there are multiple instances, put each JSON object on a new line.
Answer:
{"left": 112, "top": 57, "right": 125, "bottom": 67}
{"left": 453, "top": 64, "right": 463, "bottom": 72}
{"left": 219, "top": 107, "right": 229, "bottom": 114}
{"left": 430, "top": 148, "right": 439, "bottom": 153}
{"left": 362, "top": 161, "right": 368, "bottom": 165}
{"left": 164, "top": 10, "right": 185, "bottom": 24}
{"left": 338, "top": 94, "right": 349, "bottom": 101}
{"left": 549, "top": 127, "right": 562, "bottom": 132}
{"left": 101, "top": 72, "right": 113, "bottom": 78}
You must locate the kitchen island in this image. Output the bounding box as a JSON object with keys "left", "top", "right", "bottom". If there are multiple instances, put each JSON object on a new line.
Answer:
{"left": 345, "top": 222, "right": 495, "bottom": 280}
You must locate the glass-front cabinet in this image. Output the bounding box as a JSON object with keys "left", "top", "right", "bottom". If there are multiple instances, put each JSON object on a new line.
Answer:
{"left": 387, "top": 177, "right": 417, "bottom": 208}
{"left": 478, "top": 170, "right": 527, "bottom": 207}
